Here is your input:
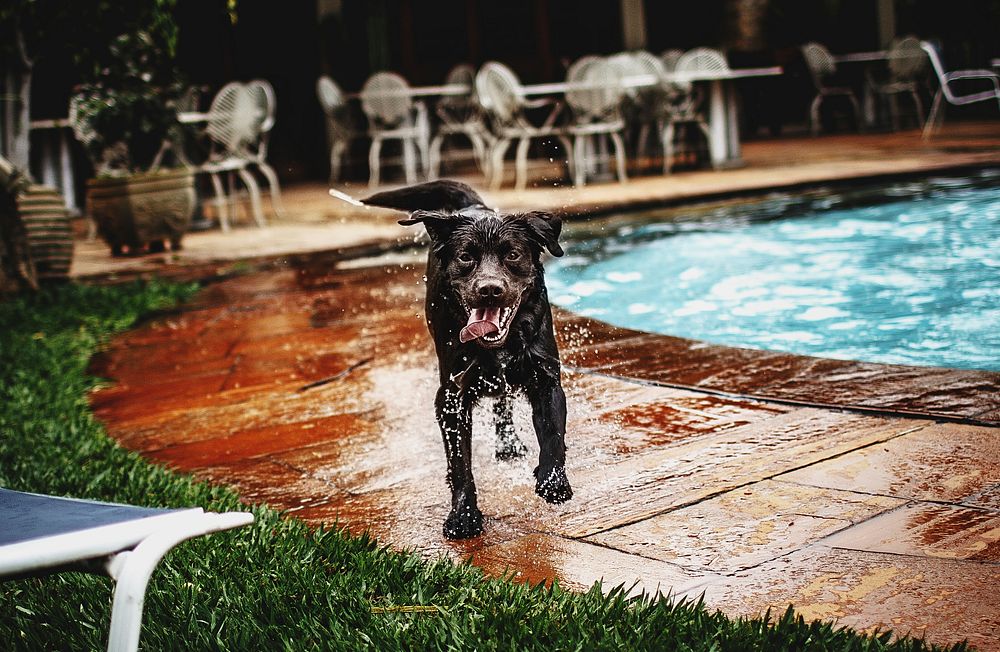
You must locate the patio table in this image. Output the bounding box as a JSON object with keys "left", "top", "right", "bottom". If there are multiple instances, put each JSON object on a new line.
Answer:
{"left": 521, "top": 66, "right": 783, "bottom": 168}
{"left": 346, "top": 83, "right": 471, "bottom": 100}
{"left": 830, "top": 51, "right": 891, "bottom": 126}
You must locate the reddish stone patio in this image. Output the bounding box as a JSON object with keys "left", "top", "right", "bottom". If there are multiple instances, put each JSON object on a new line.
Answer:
{"left": 81, "top": 123, "right": 1000, "bottom": 650}
{"left": 89, "top": 258, "right": 1000, "bottom": 651}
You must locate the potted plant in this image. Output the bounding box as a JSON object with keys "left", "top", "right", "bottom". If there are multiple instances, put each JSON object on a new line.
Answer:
{"left": 71, "top": 30, "right": 196, "bottom": 256}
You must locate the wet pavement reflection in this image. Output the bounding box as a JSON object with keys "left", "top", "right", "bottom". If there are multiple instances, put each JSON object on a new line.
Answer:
{"left": 90, "top": 259, "right": 1000, "bottom": 650}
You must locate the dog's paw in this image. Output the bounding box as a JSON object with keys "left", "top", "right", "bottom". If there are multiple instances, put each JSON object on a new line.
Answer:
{"left": 495, "top": 438, "right": 528, "bottom": 461}
{"left": 534, "top": 466, "right": 573, "bottom": 504}
{"left": 443, "top": 505, "right": 484, "bottom": 539}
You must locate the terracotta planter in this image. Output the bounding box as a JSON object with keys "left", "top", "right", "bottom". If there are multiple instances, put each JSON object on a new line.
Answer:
{"left": 86, "top": 169, "right": 195, "bottom": 256}
{"left": 16, "top": 184, "right": 73, "bottom": 281}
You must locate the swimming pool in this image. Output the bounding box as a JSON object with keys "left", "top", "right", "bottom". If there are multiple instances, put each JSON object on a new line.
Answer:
{"left": 547, "top": 170, "right": 1000, "bottom": 371}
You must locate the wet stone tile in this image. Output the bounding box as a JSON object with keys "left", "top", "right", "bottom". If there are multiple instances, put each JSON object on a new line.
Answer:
{"left": 548, "top": 409, "right": 915, "bottom": 538}
{"left": 146, "top": 411, "right": 379, "bottom": 470}
{"left": 703, "top": 547, "right": 1000, "bottom": 652}
{"left": 597, "top": 393, "right": 790, "bottom": 454}
{"left": 822, "top": 502, "right": 1000, "bottom": 563}
{"left": 586, "top": 480, "right": 904, "bottom": 573}
{"left": 779, "top": 422, "right": 1000, "bottom": 507}
{"left": 472, "top": 534, "right": 720, "bottom": 599}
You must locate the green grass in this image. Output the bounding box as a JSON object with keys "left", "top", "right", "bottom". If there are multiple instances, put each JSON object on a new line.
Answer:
{"left": 0, "top": 281, "right": 972, "bottom": 651}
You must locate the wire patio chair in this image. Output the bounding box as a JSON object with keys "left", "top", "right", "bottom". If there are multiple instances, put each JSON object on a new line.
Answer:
{"left": 564, "top": 57, "right": 628, "bottom": 186}
{"left": 428, "top": 64, "right": 493, "bottom": 179}
{"left": 360, "top": 71, "right": 430, "bottom": 188}
{"left": 474, "top": 61, "right": 573, "bottom": 191}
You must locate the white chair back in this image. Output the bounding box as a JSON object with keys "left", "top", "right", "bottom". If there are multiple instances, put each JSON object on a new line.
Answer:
{"left": 206, "top": 82, "right": 260, "bottom": 155}
{"left": 246, "top": 79, "right": 276, "bottom": 134}
{"left": 361, "top": 72, "right": 415, "bottom": 127}
{"left": 887, "top": 36, "right": 927, "bottom": 81}
{"left": 475, "top": 62, "right": 524, "bottom": 126}
{"left": 565, "top": 58, "right": 624, "bottom": 121}
{"left": 802, "top": 42, "right": 837, "bottom": 88}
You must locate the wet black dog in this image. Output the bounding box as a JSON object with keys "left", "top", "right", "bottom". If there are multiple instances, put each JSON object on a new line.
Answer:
{"left": 359, "top": 180, "right": 573, "bottom": 539}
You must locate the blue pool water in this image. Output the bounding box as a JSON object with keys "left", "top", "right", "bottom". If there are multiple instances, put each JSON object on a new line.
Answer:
{"left": 547, "top": 171, "right": 1000, "bottom": 371}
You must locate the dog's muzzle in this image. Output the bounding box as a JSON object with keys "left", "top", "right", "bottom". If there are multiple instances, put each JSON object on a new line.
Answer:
{"left": 460, "top": 299, "right": 520, "bottom": 346}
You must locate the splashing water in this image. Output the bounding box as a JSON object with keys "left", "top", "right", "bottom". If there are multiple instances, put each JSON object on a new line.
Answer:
{"left": 547, "top": 171, "right": 1000, "bottom": 371}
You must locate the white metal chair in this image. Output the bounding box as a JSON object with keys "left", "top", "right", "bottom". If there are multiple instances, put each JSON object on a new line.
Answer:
{"left": 0, "top": 488, "right": 253, "bottom": 652}
{"left": 920, "top": 40, "right": 1000, "bottom": 138}
{"left": 360, "top": 71, "right": 430, "bottom": 188}
{"left": 659, "top": 47, "right": 725, "bottom": 173}
{"left": 475, "top": 61, "right": 574, "bottom": 191}
{"left": 428, "top": 64, "right": 492, "bottom": 178}
{"left": 867, "top": 36, "right": 927, "bottom": 131}
{"left": 564, "top": 57, "right": 628, "bottom": 186}
{"left": 606, "top": 51, "right": 667, "bottom": 159}
{"left": 245, "top": 79, "right": 284, "bottom": 216}
{"left": 316, "top": 75, "right": 360, "bottom": 185}
{"left": 802, "top": 42, "right": 862, "bottom": 135}
{"left": 201, "top": 82, "right": 267, "bottom": 230}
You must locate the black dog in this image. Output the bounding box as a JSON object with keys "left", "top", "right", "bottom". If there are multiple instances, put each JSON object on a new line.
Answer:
{"left": 359, "top": 180, "right": 573, "bottom": 539}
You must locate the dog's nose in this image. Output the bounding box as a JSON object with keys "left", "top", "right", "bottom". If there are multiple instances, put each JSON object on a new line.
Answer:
{"left": 476, "top": 281, "right": 503, "bottom": 299}
{"left": 477, "top": 281, "right": 504, "bottom": 298}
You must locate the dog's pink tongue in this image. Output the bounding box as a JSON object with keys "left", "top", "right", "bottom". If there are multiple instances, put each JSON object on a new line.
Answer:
{"left": 460, "top": 307, "right": 501, "bottom": 343}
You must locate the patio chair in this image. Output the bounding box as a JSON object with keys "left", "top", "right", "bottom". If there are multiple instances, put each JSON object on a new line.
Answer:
{"left": 920, "top": 40, "right": 1000, "bottom": 138}
{"left": 659, "top": 47, "right": 725, "bottom": 173}
{"left": 564, "top": 57, "right": 628, "bottom": 186}
{"left": 0, "top": 488, "right": 253, "bottom": 652}
{"left": 316, "top": 75, "right": 361, "bottom": 185}
{"left": 245, "top": 79, "right": 285, "bottom": 216}
{"left": 801, "top": 42, "right": 862, "bottom": 135}
{"left": 866, "top": 36, "right": 927, "bottom": 131}
{"left": 201, "top": 82, "right": 267, "bottom": 231}
{"left": 360, "top": 71, "right": 430, "bottom": 188}
{"left": 474, "top": 61, "right": 574, "bottom": 191}
{"left": 428, "top": 64, "right": 493, "bottom": 179}
{"left": 606, "top": 51, "right": 667, "bottom": 159}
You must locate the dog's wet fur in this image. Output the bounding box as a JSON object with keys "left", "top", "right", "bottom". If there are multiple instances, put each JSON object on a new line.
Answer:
{"left": 360, "top": 180, "right": 572, "bottom": 539}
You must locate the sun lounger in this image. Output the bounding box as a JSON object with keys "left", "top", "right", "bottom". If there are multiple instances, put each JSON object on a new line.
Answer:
{"left": 0, "top": 488, "right": 253, "bottom": 652}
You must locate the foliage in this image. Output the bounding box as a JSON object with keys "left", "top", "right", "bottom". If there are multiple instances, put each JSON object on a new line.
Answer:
{"left": 0, "top": 281, "right": 972, "bottom": 651}
{"left": 70, "top": 30, "right": 188, "bottom": 175}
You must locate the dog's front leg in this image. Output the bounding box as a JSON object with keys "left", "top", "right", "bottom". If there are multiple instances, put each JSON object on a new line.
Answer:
{"left": 435, "top": 385, "right": 483, "bottom": 539}
{"left": 529, "top": 381, "right": 573, "bottom": 504}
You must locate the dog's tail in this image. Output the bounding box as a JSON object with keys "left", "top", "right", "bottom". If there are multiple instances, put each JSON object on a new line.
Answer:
{"left": 359, "top": 180, "right": 486, "bottom": 214}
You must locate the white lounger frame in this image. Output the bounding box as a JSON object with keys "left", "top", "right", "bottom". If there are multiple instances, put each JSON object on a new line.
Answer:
{"left": 0, "top": 506, "right": 253, "bottom": 652}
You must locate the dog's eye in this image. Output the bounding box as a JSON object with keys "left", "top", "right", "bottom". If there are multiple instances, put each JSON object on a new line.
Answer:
{"left": 505, "top": 250, "right": 520, "bottom": 262}
{"left": 457, "top": 252, "right": 475, "bottom": 264}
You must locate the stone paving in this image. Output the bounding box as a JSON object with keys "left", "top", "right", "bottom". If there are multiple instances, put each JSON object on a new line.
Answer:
{"left": 81, "top": 124, "right": 1000, "bottom": 650}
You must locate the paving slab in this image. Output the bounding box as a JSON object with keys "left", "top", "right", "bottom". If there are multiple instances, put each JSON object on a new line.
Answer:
{"left": 585, "top": 480, "right": 904, "bottom": 573}
{"left": 472, "top": 533, "right": 720, "bottom": 599}
{"left": 703, "top": 547, "right": 1000, "bottom": 652}
{"left": 779, "top": 422, "right": 1000, "bottom": 508}
{"left": 823, "top": 502, "right": 1000, "bottom": 563}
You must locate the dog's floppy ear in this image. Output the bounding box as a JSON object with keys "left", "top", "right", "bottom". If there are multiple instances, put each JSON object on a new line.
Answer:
{"left": 509, "top": 211, "right": 564, "bottom": 257}
{"left": 398, "top": 210, "right": 461, "bottom": 244}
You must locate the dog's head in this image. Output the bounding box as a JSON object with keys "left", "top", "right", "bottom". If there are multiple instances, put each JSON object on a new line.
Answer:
{"left": 401, "top": 208, "right": 563, "bottom": 348}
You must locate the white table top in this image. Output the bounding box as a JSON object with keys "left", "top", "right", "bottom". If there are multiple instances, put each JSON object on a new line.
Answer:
{"left": 349, "top": 83, "right": 470, "bottom": 100}
{"left": 520, "top": 66, "right": 783, "bottom": 96}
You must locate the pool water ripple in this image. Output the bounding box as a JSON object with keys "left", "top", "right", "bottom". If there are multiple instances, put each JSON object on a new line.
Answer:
{"left": 548, "top": 172, "right": 1000, "bottom": 371}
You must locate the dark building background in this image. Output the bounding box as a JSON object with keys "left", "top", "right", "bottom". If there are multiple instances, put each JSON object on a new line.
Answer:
{"left": 27, "top": 0, "right": 1000, "bottom": 185}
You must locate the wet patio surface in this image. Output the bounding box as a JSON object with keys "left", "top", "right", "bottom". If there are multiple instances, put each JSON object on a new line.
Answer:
{"left": 89, "top": 259, "right": 1000, "bottom": 650}
{"left": 83, "top": 124, "right": 1000, "bottom": 650}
